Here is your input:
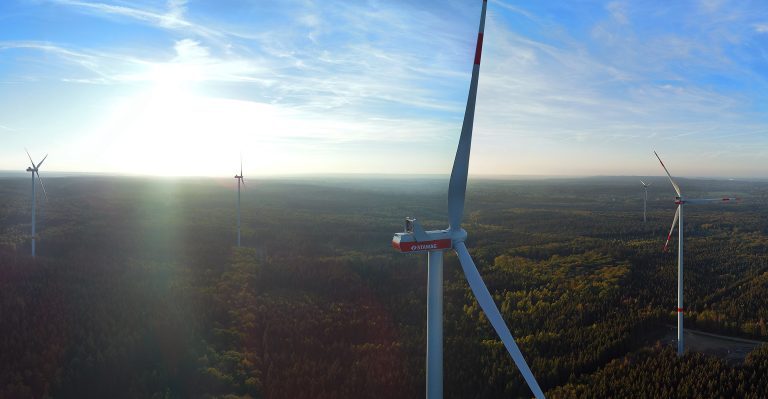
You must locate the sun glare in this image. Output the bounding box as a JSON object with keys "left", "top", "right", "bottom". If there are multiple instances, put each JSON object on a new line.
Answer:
{"left": 96, "top": 68, "right": 300, "bottom": 177}
{"left": 91, "top": 58, "right": 374, "bottom": 177}
{"left": 147, "top": 62, "right": 203, "bottom": 89}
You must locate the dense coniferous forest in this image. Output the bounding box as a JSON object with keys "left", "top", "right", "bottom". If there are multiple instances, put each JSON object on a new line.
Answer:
{"left": 1, "top": 175, "right": 768, "bottom": 398}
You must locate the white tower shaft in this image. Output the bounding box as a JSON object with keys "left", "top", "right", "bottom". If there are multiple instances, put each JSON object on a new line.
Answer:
{"left": 677, "top": 204, "right": 684, "bottom": 356}
{"left": 643, "top": 188, "right": 647, "bottom": 223}
{"left": 25, "top": 150, "right": 47, "bottom": 258}
{"left": 31, "top": 171, "right": 36, "bottom": 257}
{"left": 426, "top": 250, "right": 443, "bottom": 399}
{"left": 237, "top": 179, "right": 241, "bottom": 247}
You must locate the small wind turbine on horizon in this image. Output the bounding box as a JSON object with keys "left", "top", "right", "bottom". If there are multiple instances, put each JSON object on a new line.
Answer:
{"left": 234, "top": 156, "right": 245, "bottom": 247}
{"left": 654, "top": 150, "right": 738, "bottom": 356}
{"left": 25, "top": 149, "right": 48, "bottom": 257}
{"left": 640, "top": 179, "right": 651, "bottom": 222}
{"left": 391, "top": 1, "right": 545, "bottom": 398}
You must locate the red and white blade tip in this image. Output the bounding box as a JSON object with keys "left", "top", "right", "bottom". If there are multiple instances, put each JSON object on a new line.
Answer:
{"left": 653, "top": 150, "right": 681, "bottom": 196}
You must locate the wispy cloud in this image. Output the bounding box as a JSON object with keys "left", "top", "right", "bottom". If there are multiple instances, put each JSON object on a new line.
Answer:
{"left": 51, "top": 0, "right": 186, "bottom": 27}
{"left": 0, "top": 40, "right": 116, "bottom": 82}
{"left": 492, "top": 0, "right": 539, "bottom": 22}
{"left": 16, "top": 0, "right": 476, "bottom": 118}
{"left": 48, "top": 0, "right": 223, "bottom": 40}
{"left": 606, "top": 1, "right": 629, "bottom": 25}
{"left": 0, "top": 39, "right": 272, "bottom": 85}
{"left": 475, "top": 2, "right": 768, "bottom": 151}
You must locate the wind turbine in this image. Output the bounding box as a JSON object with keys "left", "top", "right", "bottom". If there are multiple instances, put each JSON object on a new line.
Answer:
{"left": 391, "top": 1, "right": 545, "bottom": 398}
{"left": 25, "top": 149, "right": 48, "bottom": 257}
{"left": 654, "top": 151, "right": 738, "bottom": 356}
{"left": 640, "top": 180, "right": 651, "bottom": 222}
{"left": 234, "top": 157, "right": 245, "bottom": 247}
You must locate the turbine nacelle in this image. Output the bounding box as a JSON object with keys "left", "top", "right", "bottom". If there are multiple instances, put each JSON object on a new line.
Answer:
{"left": 391, "top": 218, "right": 466, "bottom": 253}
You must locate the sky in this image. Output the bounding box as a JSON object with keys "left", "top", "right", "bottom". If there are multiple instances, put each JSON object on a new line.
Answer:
{"left": 0, "top": 0, "right": 767, "bottom": 177}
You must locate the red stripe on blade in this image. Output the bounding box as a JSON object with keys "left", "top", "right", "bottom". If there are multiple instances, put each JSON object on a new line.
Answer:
{"left": 474, "top": 32, "right": 484, "bottom": 65}
{"left": 676, "top": 307, "right": 684, "bottom": 313}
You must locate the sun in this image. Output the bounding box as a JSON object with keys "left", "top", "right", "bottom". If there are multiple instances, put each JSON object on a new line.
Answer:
{"left": 95, "top": 66, "right": 284, "bottom": 176}
{"left": 88, "top": 56, "right": 356, "bottom": 177}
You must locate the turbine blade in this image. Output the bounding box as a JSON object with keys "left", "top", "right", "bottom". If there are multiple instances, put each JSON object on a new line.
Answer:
{"left": 454, "top": 242, "right": 545, "bottom": 399}
{"left": 447, "top": 0, "right": 487, "bottom": 232}
{"left": 653, "top": 151, "right": 681, "bottom": 196}
{"left": 36, "top": 171, "right": 48, "bottom": 201}
{"left": 36, "top": 154, "right": 48, "bottom": 169}
{"left": 684, "top": 197, "right": 739, "bottom": 204}
{"left": 240, "top": 154, "right": 243, "bottom": 177}
{"left": 640, "top": 179, "right": 646, "bottom": 186}
{"left": 25, "top": 148, "right": 35, "bottom": 168}
{"left": 663, "top": 206, "right": 680, "bottom": 252}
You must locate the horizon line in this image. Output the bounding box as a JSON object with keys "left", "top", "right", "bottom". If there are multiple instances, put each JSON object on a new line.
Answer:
{"left": 0, "top": 170, "right": 763, "bottom": 181}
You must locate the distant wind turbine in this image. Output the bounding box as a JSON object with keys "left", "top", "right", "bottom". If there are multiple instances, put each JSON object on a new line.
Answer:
{"left": 654, "top": 151, "right": 738, "bottom": 356}
{"left": 391, "top": 1, "right": 545, "bottom": 398}
{"left": 640, "top": 180, "right": 651, "bottom": 222}
{"left": 235, "top": 156, "right": 245, "bottom": 247}
{"left": 25, "top": 149, "right": 48, "bottom": 257}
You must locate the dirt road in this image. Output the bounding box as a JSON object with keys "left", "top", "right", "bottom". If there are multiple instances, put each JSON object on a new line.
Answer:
{"left": 662, "top": 326, "right": 767, "bottom": 364}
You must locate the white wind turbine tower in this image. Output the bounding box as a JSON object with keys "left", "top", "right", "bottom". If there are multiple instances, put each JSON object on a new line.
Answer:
{"left": 640, "top": 180, "right": 651, "bottom": 222}
{"left": 654, "top": 151, "right": 738, "bottom": 356}
{"left": 391, "top": 1, "right": 545, "bottom": 398}
{"left": 25, "top": 149, "right": 48, "bottom": 257}
{"left": 234, "top": 157, "right": 245, "bottom": 247}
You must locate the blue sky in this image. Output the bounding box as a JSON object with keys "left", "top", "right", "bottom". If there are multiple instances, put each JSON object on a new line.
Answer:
{"left": 1, "top": 0, "right": 767, "bottom": 177}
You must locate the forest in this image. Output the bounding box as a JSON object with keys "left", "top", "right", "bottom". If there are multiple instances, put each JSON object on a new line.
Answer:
{"left": 1, "top": 175, "right": 768, "bottom": 398}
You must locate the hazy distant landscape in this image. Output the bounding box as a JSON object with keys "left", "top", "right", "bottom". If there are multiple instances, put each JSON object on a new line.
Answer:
{"left": 3, "top": 0, "right": 768, "bottom": 397}
{"left": 1, "top": 176, "right": 768, "bottom": 398}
